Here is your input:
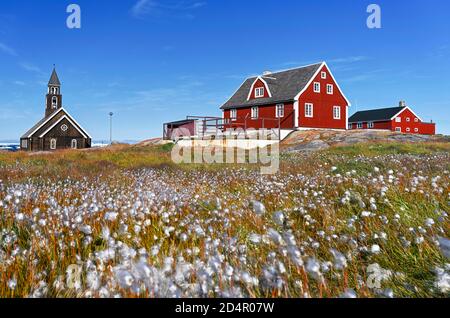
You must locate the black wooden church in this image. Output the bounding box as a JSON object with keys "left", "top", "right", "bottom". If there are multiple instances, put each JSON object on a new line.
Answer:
{"left": 20, "top": 68, "right": 91, "bottom": 151}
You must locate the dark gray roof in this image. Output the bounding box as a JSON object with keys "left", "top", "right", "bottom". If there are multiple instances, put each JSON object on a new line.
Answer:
{"left": 348, "top": 106, "right": 405, "bottom": 123}
{"left": 220, "top": 63, "right": 323, "bottom": 110}
{"left": 164, "top": 119, "right": 196, "bottom": 126}
{"left": 48, "top": 68, "right": 61, "bottom": 86}
{"left": 21, "top": 115, "right": 50, "bottom": 139}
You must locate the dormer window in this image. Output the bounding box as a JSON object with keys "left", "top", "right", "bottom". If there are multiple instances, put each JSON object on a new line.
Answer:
{"left": 255, "top": 87, "right": 265, "bottom": 98}
{"left": 313, "top": 82, "right": 320, "bottom": 93}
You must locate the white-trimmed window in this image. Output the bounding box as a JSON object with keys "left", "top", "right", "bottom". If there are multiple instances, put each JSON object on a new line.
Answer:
{"left": 357, "top": 122, "right": 363, "bottom": 129}
{"left": 368, "top": 122, "right": 374, "bottom": 128}
{"left": 71, "top": 139, "right": 77, "bottom": 149}
{"left": 255, "top": 87, "right": 265, "bottom": 98}
{"left": 276, "top": 104, "right": 284, "bottom": 118}
{"left": 414, "top": 128, "right": 419, "bottom": 132}
{"left": 348, "top": 123, "right": 353, "bottom": 130}
{"left": 414, "top": 118, "right": 419, "bottom": 122}
{"left": 230, "top": 109, "right": 237, "bottom": 121}
{"left": 333, "top": 106, "right": 341, "bottom": 120}
{"left": 327, "top": 84, "right": 334, "bottom": 95}
{"left": 313, "top": 82, "right": 320, "bottom": 93}
{"left": 406, "top": 117, "right": 410, "bottom": 122}
{"left": 305, "top": 103, "right": 313, "bottom": 118}
{"left": 406, "top": 128, "right": 411, "bottom": 132}
{"left": 21, "top": 139, "right": 28, "bottom": 148}
{"left": 50, "top": 138, "right": 57, "bottom": 150}
{"left": 395, "top": 117, "right": 401, "bottom": 123}
{"left": 321, "top": 71, "right": 327, "bottom": 79}
{"left": 251, "top": 106, "right": 259, "bottom": 119}
{"left": 395, "top": 127, "right": 401, "bottom": 132}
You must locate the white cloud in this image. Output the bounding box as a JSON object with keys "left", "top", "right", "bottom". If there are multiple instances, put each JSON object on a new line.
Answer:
{"left": 19, "top": 62, "right": 44, "bottom": 74}
{"left": 13, "top": 81, "right": 25, "bottom": 86}
{"left": 328, "top": 56, "right": 369, "bottom": 64}
{"left": 130, "top": 0, "right": 206, "bottom": 19}
{"left": 0, "top": 42, "right": 17, "bottom": 56}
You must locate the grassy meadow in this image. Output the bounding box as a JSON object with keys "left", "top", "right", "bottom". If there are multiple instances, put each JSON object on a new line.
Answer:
{"left": 0, "top": 141, "right": 449, "bottom": 298}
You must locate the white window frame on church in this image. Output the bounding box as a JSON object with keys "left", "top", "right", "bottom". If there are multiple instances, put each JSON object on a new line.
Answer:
{"left": 21, "top": 139, "right": 28, "bottom": 149}
{"left": 50, "top": 138, "right": 57, "bottom": 150}
{"left": 52, "top": 96, "right": 57, "bottom": 108}
{"left": 71, "top": 139, "right": 78, "bottom": 149}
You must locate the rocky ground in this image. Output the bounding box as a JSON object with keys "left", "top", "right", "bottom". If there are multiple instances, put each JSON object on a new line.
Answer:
{"left": 281, "top": 130, "right": 450, "bottom": 152}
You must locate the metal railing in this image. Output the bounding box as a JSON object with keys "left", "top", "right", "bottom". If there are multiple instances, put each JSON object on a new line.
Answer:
{"left": 164, "top": 112, "right": 294, "bottom": 141}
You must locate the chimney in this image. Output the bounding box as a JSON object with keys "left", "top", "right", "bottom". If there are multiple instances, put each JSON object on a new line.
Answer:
{"left": 399, "top": 100, "right": 407, "bottom": 107}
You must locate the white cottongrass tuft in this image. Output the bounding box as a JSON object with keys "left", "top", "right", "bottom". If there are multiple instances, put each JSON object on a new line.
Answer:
{"left": 251, "top": 200, "right": 266, "bottom": 216}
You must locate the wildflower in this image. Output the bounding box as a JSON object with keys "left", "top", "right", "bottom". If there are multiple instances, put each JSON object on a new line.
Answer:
{"left": 434, "top": 267, "right": 450, "bottom": 293}
{"left": 251, "top": 200, "right": 266, "bottom": 216}
{"left": 273, "top": 211, "right": 285, "bottom": 226}
{"left": 330, "top": 249, "right": 347, "bottom": 270}
{"left": 248, "top": 233, "right": 262, "bottom": 244}
{"left": 415, "top": 237, "right": 425, "bottom": 245}
{"left": 79, "top": 225, "right": 92, "bottom": 235}
{"left": 105, "top": 212, "right": 118, "bottom": 221}
{"left": 8, "top": 278, "right": 17, "bottom": 290}
{"left": 371, "top": 244, "right": 381, "bottom": 254}
{"left": 115, "top": 269, "right": 134, "bottom": 289}
{"left": 287, "top": 246, "right": 303, "bottom": 267}
{"left": 267, "top": 228, "right": 285, "bottom": 246}
{"left": 361, "top": 211, "right": 371, "bottom": 217}
{"left": 437, "top": 237, "right": 450, "bottom": 259}
{"left": 306, "top": 257, "right": 322, "bottom": 281}
{"left": 340, "top": 288, "right": 357, "bottom": 298}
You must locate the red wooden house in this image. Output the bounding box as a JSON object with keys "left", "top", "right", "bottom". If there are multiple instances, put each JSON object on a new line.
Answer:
{"left": 220, "top": 62, "right": 351, "bottom": 130}
{"left": 348, "top": 102, "right": 436, "bottom": 135}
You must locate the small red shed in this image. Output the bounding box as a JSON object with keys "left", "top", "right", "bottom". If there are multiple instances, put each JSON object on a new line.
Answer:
{"left": 348, "top": 102, "right": 436, "bottom": 135}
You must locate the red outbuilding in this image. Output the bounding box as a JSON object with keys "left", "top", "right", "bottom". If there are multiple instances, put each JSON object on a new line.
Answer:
{"left": 348, "top": 102, "right": 436, "bottom": 135}
{"left": 220, "top": 62, "right": 351, "bottom": 130}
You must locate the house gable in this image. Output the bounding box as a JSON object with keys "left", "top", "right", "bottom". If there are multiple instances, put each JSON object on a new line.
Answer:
{"left": 24, "top": 107, "right": 91, "bottom": 139}
{"left": 39, "top": 115, "right": 89, "bottom": 138}
{"left": 295, "top": 62, "right": 351, "bottom": 106}
{"left": 391, "top": 106, "right": 423, "bottom": 122}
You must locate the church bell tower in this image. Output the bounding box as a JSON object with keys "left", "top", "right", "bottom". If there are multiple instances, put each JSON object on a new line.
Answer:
{"left": 45, "top": 67, "right": 62, "bottom": 118}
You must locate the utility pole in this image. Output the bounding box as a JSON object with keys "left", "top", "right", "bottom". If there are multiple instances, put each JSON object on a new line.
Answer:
{"left": 109, "top": 112, "right": 114, "bottom": 145}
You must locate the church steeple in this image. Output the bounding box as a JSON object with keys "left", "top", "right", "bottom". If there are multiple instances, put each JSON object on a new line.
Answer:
{"left": 45, "top": 67, "right": 62, "bottom": 117}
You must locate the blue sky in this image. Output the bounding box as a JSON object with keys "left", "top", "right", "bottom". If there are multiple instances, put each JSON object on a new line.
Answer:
{"left": 0, "top": 0, "right": 449, "bottom": 141}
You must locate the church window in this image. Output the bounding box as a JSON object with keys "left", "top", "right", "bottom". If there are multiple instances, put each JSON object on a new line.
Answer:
{"left": 61, "top": 124, "right": 68, "bottom": 132}
{"left": 52, "top": 96, "right": 57, "bottom": 108}
{"left": 71, "top": 139, "right": 77, "bottom": 149}
{"left": 50, "top": 138, "right": 57, "bottom": 150}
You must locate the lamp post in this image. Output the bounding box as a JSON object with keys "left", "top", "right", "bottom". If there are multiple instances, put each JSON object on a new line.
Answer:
{"left": 109, "top": 112, "right": 114, "bottom": 145}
